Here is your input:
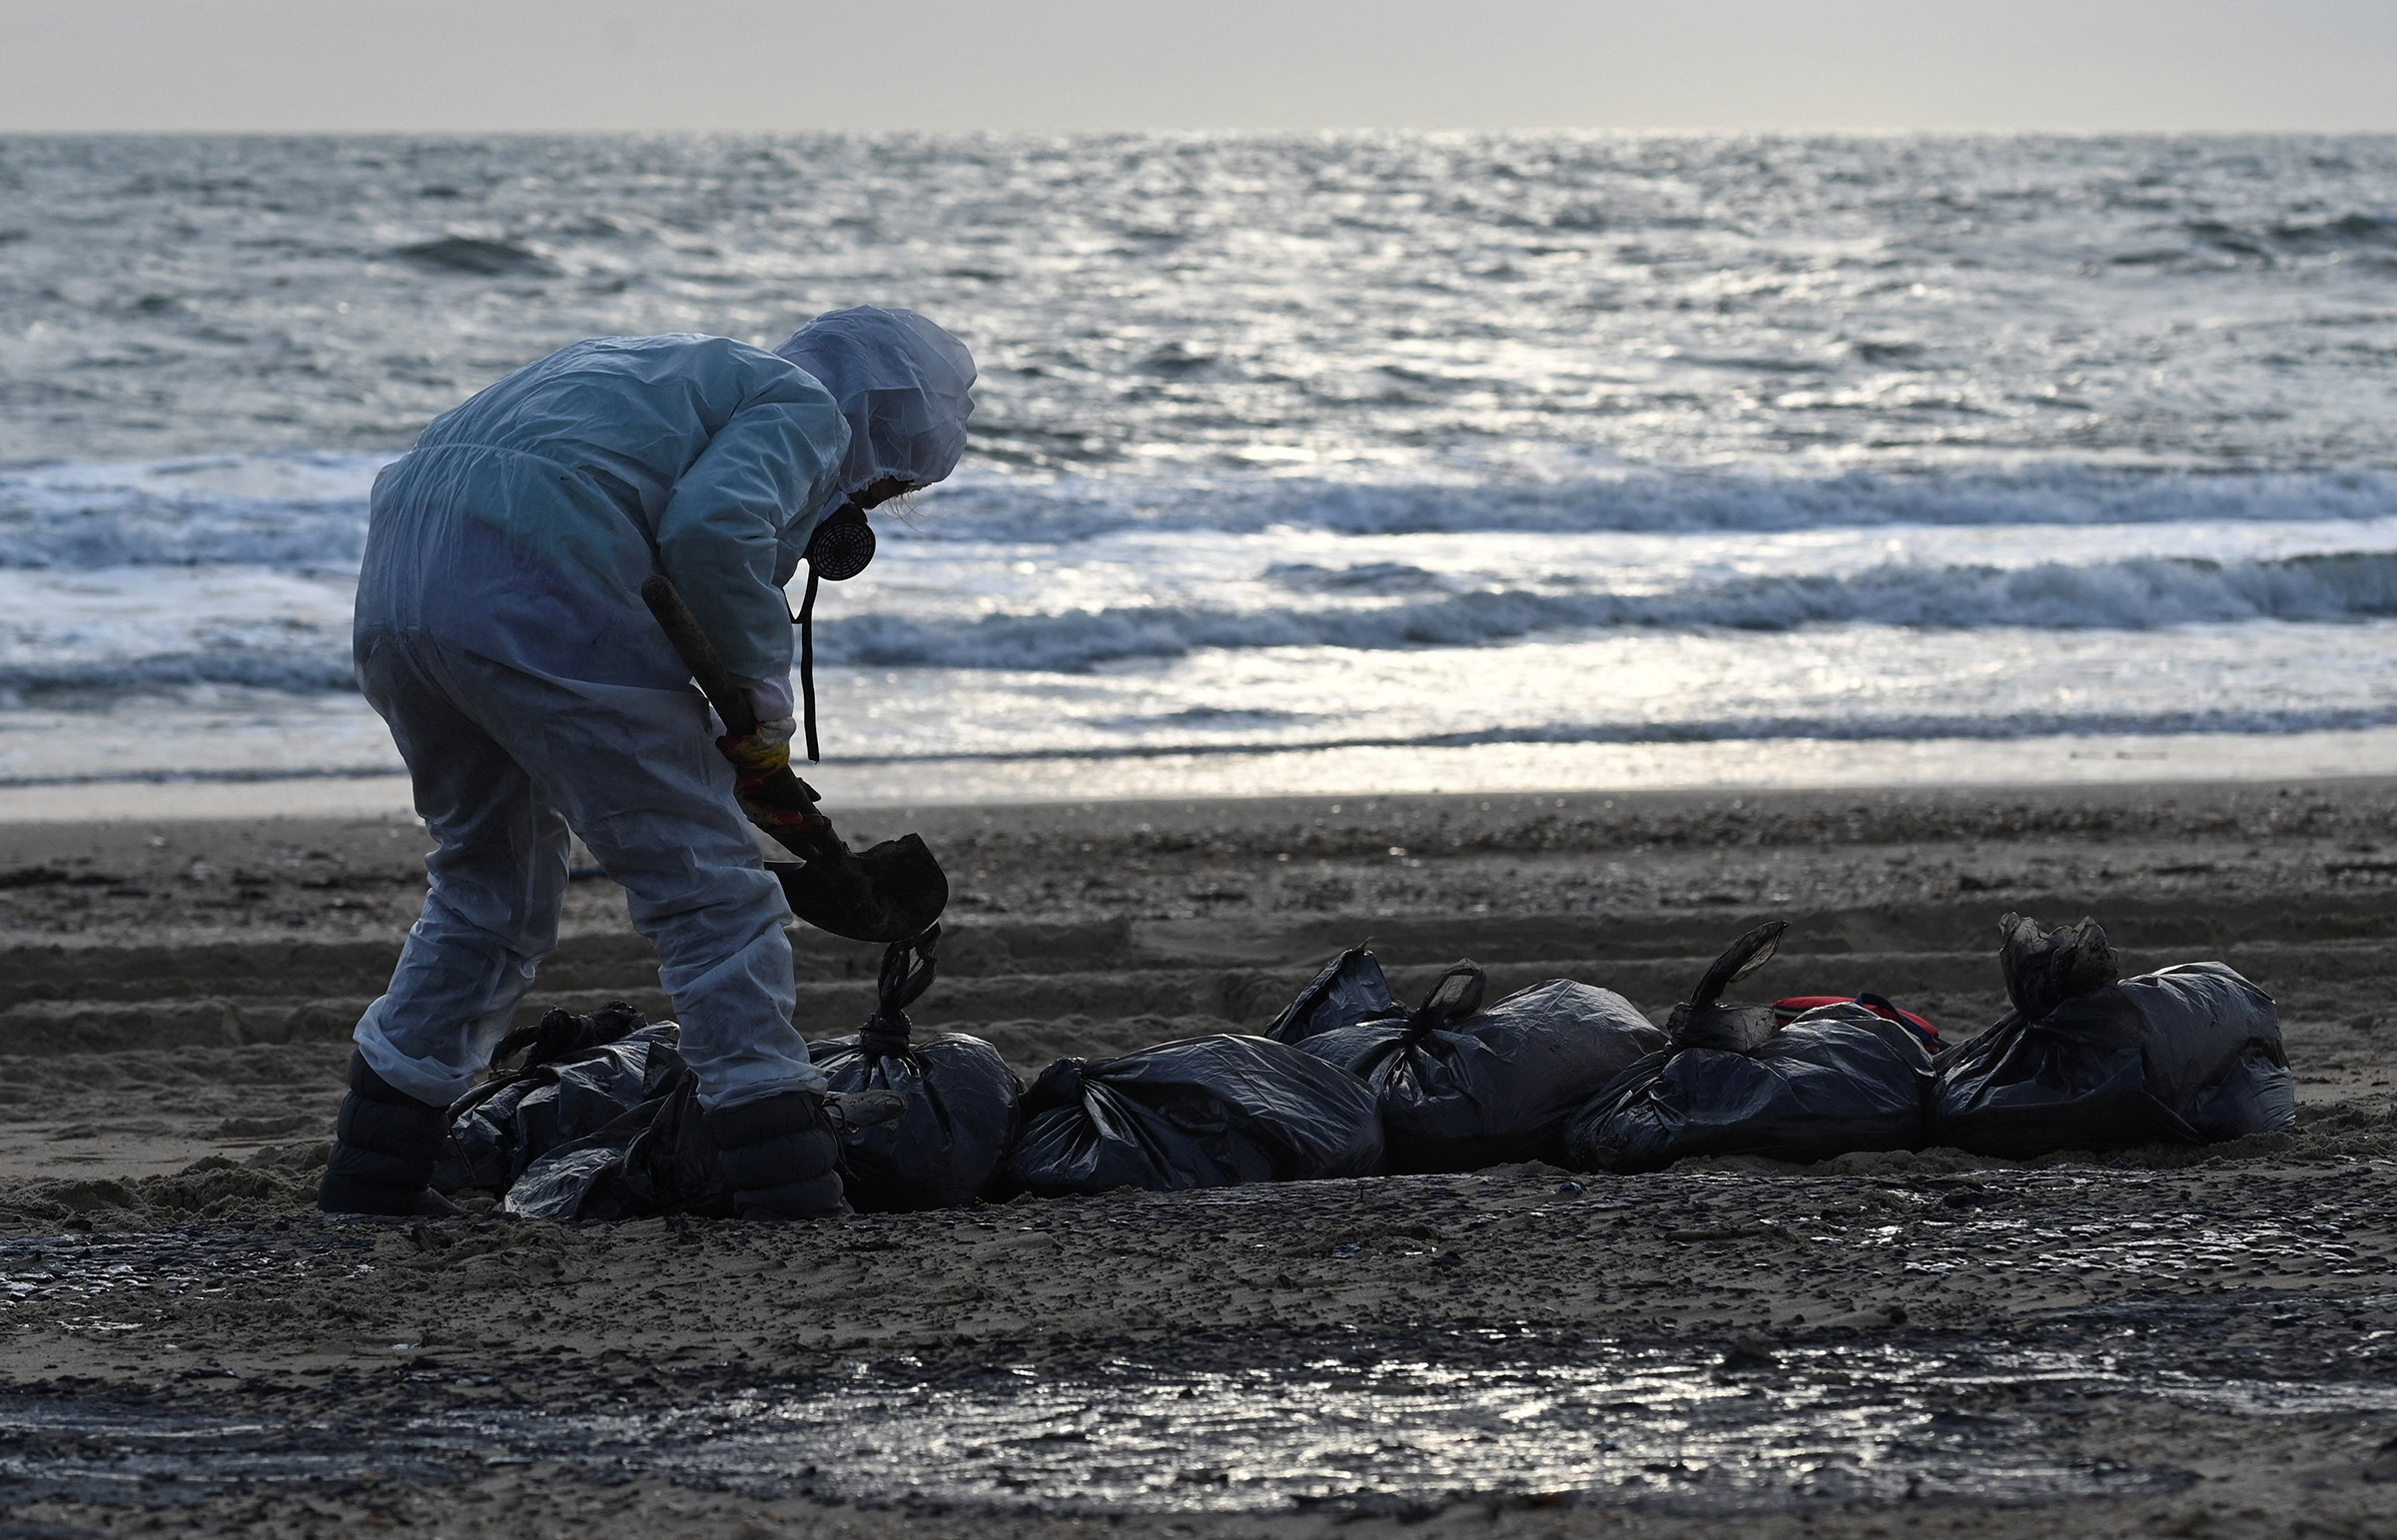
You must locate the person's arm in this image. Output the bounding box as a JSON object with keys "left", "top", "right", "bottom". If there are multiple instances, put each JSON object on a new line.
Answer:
{"left": 652, "top": 377, "right": 847, "bottom": 694}
{"left": 731, "top": 672, "right": 796, "bottom": 736}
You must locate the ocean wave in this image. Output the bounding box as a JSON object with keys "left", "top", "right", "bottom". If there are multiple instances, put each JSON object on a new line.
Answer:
{"left": 8, "top": 456, "right": 2397, "bottom": 569}
{"left": 819, "top": 550, "right": 2397, "bottom": 670}
{"left": 10, "top": 548, "right": 2396, "bottom": 701}
{"left": 0, "top": 452, "right": 383, "bottom": 569}
{"left": 2187, "top": 212, "right": 2397, "bottom": 260}
{"left": 391, "top": 235, "right": 560, "bottom": 277}
{"left": 914, "top": 464, "right": 2397, "bottom": 543}
{"left": 0, "top": 650, "right": 357, "bottom": 704}
{"left": 1264, "top": 560, "right": 1449, "bottom": 594}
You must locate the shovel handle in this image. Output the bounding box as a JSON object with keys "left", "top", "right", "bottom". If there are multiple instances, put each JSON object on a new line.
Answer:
{"left": 640, "top": 575, "right": 757, "bottom": 737}
{"left": 642, "top": 573, "right": 828, "bottom": 861}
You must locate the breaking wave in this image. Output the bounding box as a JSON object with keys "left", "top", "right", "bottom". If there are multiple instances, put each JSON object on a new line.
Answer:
{"left": 8, "top": 456, "right": 2397, "bottom": 569}
{"left": 0, "top": 452, "right": 385, "bottom": 569}
{"left": 16, "top": 547, "right": 2397, "bottom": 705}
{"left": 819, "top": 551, "right": 2397, "bottom": 671}
{"left": 0, "top": 650, "right": 357, "bottom": 704}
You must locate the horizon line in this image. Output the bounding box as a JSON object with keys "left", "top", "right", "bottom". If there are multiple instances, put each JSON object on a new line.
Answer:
{"left": 7, "top": 124, "right": 2397, "bottom": 140}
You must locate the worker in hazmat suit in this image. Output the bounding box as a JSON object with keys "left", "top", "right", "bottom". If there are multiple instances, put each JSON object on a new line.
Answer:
{"left": 322, "top": 307, "right": 976, "bottom": 1220}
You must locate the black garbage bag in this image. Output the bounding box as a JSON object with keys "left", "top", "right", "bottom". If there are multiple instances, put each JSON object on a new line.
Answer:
{"left": 1006, "top": 1034, "right": 1386, "bottom": 1196}
{"left": 502, "top": 1074, "right": 731, "bottom": 1222}
{"left": 433, "top": 1002, "right": 731, "bottom": 1221}
{"left": 1261, "top": 946, "right": 1400, "bottom": 1044}
{"left": 809, "top": 924, "right": 1024, "bottom": 1212}
{"left": 1295, "top": 961, "right": 1666, "bottom": 1171}
{"left": 436, "top": 1003, "right": 680, "bottom": 1194}
{"left": 1929, "top": 912, "right": 2295, "bottom": 1157}
{"left": 1565, "top": 921, "right": 1937, "bottom": 1172}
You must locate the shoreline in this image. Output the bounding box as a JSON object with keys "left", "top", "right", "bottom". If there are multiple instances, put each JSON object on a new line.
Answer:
{"left": 4, "top": 722, "right": 2396, "bottom": 825}
{"left": 6, "top": 770, "right": 2395, "bottom": 858}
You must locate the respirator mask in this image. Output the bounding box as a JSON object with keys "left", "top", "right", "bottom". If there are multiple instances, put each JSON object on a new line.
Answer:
{"left": 802, "top": 500, "right": 877, "bottom": 581}
{"left": 792, "top": 494, "right": 893, "bottom": 762}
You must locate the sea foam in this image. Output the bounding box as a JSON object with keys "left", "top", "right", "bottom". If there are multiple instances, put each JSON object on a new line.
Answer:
{"left": 814, "top": 551, "right": 2397, "bottom": 672}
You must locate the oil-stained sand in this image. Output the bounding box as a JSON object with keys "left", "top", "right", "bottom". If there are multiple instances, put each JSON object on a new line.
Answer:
{"left": 4, "top": 781, "right": 2397, "bottom": 1538}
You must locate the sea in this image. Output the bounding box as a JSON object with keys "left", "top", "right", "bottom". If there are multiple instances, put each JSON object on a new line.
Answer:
{"left": 4, "top": 132, "right": 2397, "bottom": 814}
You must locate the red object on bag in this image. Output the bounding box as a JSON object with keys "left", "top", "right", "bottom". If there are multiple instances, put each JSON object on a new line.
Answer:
{"left": 1774, "top": 993, "right": 1942, "bottom": 1051}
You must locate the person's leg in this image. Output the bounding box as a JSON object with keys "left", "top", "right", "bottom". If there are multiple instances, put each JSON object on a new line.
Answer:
{"left": 428, "top": 646, "right": 842, "bottom": 1218}
{"left": 351, "top": 632, "right": 571, "bottom": 1105}
{"left": 327, "top": 631, "right": 570, "bottom": 1214}
{"left": 431, "top": 646, "right": 823, "bottom": 1108}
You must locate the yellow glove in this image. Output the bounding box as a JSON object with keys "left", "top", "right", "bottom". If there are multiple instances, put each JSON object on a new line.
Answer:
{"left": 715, "top": 719, "right": 832, "bottom": 845}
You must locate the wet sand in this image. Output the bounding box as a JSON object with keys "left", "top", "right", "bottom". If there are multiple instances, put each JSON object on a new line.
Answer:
{"left": 4, "top": 780, "right": 2397, "bottom": 1536}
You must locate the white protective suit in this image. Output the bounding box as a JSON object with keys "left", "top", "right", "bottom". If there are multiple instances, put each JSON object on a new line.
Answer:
{"left": 352, "top": 310, "right": 975, "bottom": 1112}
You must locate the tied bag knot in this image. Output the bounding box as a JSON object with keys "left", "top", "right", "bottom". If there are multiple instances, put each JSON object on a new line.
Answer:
{"left": 1391, "top": 962, "right": 1486, "bottom": 1039}
{"left": 1667, "top": 919, "right": 1789, "bottom": 1054}
{"left": 858, "top": 924, "right": 940, "bottom": 1059}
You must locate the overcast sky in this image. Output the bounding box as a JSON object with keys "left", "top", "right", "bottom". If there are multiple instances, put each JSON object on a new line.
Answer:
{"left": 4, "top": 0, "right": 2393, "bottom": 134}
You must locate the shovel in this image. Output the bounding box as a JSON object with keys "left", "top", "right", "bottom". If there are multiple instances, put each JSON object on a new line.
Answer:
{"left": 640, "top": 575, "right": 948, "bottom": 944}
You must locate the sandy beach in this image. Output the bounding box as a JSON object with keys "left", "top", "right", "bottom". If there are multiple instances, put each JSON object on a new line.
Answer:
{"left": 11, "top": 97, "right": 2397, "bottom": 1540}
{"left": 3, "top": 777, "right": 2396, "bottom": 1536}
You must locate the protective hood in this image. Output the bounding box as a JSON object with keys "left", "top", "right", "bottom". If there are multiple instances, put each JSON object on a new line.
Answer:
{"left": 772, "top": 307, "right": 976, "bottom": 510}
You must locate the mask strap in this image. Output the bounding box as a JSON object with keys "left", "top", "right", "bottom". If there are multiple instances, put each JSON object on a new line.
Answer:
{"left": 796, "top": 569, "right": 821, "bottom": 763}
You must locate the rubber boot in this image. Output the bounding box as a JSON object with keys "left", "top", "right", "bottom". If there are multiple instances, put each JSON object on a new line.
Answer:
{"left": 319, "top": 1052, "right": 463, "bottom": 1217}
{"left": 704, "top": 1089, "right": 850, "bottom": 1220}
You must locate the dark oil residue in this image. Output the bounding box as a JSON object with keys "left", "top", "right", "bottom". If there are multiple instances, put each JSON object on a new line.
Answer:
{"left": 8, "top": 1335, "right": 2396, "bottom": 1515}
